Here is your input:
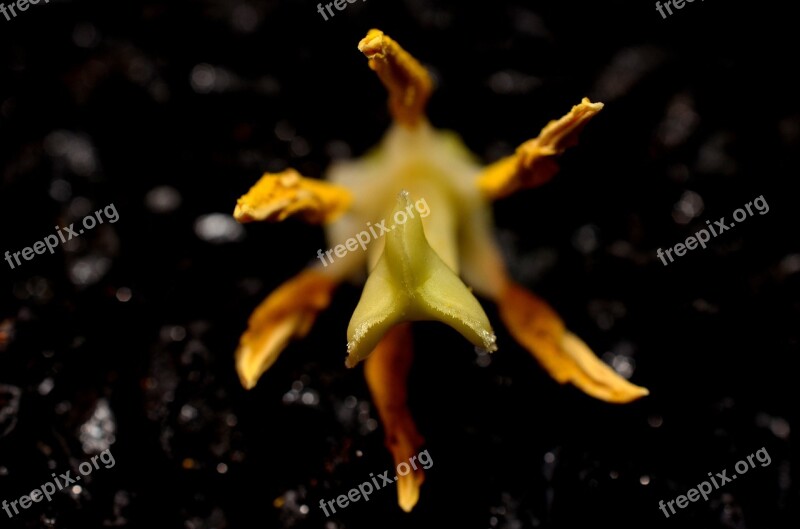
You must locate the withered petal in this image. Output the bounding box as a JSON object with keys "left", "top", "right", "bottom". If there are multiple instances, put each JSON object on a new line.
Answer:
{"left": 477, "top": 98, "right": 604, "bottom": 200}
{"left": 498, "top": 281, "right": 648, "bottom": 403}
{"left": 364, "top": 324, "right": 426, "bottom": 512}
{"left": 234, "top": 169, "right": 352, "bottom": 224}
{"left": 235, "top": 269, "right": 338, "bottom": 389}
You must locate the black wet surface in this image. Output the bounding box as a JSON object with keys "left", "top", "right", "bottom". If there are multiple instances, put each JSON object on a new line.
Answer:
{"left": 1, "top": 1, "right": 799, "bottom": 528}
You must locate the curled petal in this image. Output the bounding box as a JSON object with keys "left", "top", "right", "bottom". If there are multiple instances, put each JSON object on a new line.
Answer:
{"left": 235, "top": 269, "right": 338, "bottom": 389}
{"left": 477, "top": 98, "right": 604, "bottom": 200}
{"left": 358, "top": 29, "right": 433, "bottom": 128}
{"left": 498, "top": 281, "right": 648, "bottom": 403}
{"left": 346, "top": 191, "right": 496, "bottom": 367}
{"left": 364, "top": 324, "right": 426, "bottom": 512}
{"left": 234, "top": 169, "right": 352, "bottom": 224}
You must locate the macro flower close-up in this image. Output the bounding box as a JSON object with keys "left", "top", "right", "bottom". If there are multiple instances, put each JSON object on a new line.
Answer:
{"left": 233, "top": 28, "right": 648, "bottom": 511}
{"left": 1, "top": 2, "right": 797, "bottom": 529}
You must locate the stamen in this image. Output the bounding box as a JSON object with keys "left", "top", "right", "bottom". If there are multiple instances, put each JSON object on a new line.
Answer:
{"left": 234, "top": 169, "right": 352, "bottom": 224}
{"left": 358, "top": 29, "right": 433, "bottom": 128}
{"left": 477, "top": 98, "right": 604, "bottom": 199}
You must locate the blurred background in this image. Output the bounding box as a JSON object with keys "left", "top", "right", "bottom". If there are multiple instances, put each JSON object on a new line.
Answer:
{"left": 1, "top": 0, "right": 798, "bottom": 528}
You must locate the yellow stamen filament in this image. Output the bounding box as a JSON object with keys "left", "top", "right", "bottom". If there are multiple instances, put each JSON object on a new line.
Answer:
{"left": 358, "top": 29, "right": 433, "bottom": 128}
{"left": 497, "top": 281, "right": 649, "bottom": 403}
{"left": 233, "top": 169, "right": 352, "bottom": 224}
{"left": 235, "top": 269, "right": 338, "bottom": 389}
{"left": 477, "top": 98, "right": 604, "bottom": 200}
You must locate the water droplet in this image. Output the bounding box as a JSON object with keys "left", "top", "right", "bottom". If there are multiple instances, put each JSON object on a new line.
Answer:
{"left": 69, "top": 256, "right": 111, "bottom": 286}
{"left": 145, "top": 186, "right": 182, "bottom": 213}
{"left": 49, "top": 179, "right": 72, "bottom": 202}
{"left": 180, "top": 405, "right": 199, "bottom": 424}
{"left": 779, "top": 254, "right": 800, "bottom": 277}
{"left": 300, "top": 391, "right": 318, "bottom": 406}
{"left": 0, "top": 385, "right": 22, "bottom": 437}
{"left": 647, "top": 415, "right": 663, "bottom": 428}
{"left": 38, "top": 378, "right": 54, "bottom": 396}
{"left": 191, "top": 64, "right": 216, "bottom": 93}
{"left": 194, "top": 213, "right": 244, "bottom": 244}
{"left": 79, "top": 398, "right": 116, "bottom": 453}
{"left": 290, "top": 137, "right": 310, "bottom": 157}
{"left": 770, "top": 418, "right": 790, "bottom": 440}
{"left": 115, "top": 287, "right": 132, "bottom": 302}
{"left": 232, "top": 4, "right": 260, "bottom": 33}
{"left": 72, "top": 22, "right": 99, "bottom": 48}
{"left": 326, "top": 140, "right": 351, "bottom": 159}
{"left": 572, "top": 224, "right": 599, "bottom": 254}
{"left": 274, "top": 120, "right": 295, "bottom": 142}
{"left": 672, "top": 190, "right": 704, "bottom": 225}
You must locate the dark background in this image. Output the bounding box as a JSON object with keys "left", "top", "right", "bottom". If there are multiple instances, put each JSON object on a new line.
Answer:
{"left": 1, "top": 0, "right": 798, "bottom": 528}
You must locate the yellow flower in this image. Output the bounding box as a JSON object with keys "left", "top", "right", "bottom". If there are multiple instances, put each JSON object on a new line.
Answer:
{"left": 233, "top": 28, "right": 648, "bottom": 513}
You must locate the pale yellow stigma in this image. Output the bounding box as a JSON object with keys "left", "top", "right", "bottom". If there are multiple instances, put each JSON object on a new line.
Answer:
{"left": 346, "top": 191, "right": 497, "bottom": 367}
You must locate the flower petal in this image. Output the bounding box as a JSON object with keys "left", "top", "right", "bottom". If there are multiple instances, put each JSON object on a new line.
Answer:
{"left": 346, "top": 191, "right": 496, "bottom": 367}
{"left": 234, "top": 169, "right": 352, "bottom": 224}
{"left": 364, "top": 323, "right": 426, "bottom": 512}
{"left": 358, "top": 29, "right": 433, "bottom": 128}
{"left": 235, "top": 269, "right": 338, "bottom": 389}
{"left": 477, "top": 98, "right": 604, "bottom": 200}
{"left": 498, "top": 281, "right": 648, "bottom": 403}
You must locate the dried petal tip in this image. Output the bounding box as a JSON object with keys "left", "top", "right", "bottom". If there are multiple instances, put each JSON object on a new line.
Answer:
{"left": 358, "top": 29, "right": 433, "bottom": 128}
{"left": 397, "top": 473, "right": 422, "bottom": 512}
{"left": 233, "top": 169, "right": 352, "bottom": 224}
{"left": 235, "top": 270, "right": 337, "bottom": 389}
{"left": 477, "top": 98, "right": 604, "bottom": 200}
{"left": 346, "top": 191, "right": 496, "bottom": 367}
